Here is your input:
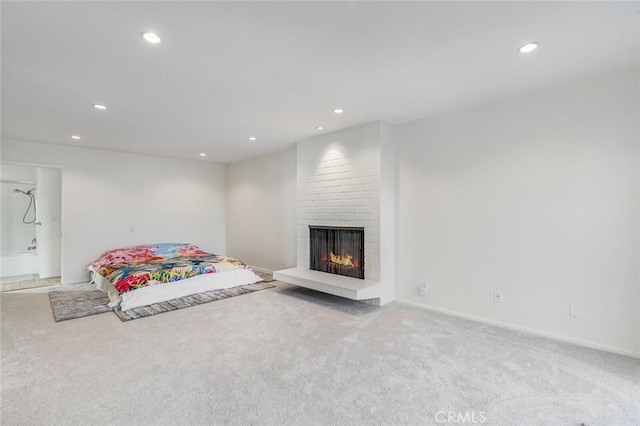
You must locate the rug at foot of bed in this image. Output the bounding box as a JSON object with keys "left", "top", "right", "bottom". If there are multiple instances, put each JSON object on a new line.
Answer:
{"left": 49, "top": 280, "right": 275, "bottom": 322}
{"left": 113, "top": 281, "right": 275, "bottom": 321}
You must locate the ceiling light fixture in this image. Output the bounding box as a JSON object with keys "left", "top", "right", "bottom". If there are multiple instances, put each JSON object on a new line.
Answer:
{"left": 518, "top": 42, "right": 539, "bottom": 53}
{"left": 248, "top": 136, "right": 257, "bottom": 141}
{"left": 316, "top": 126, "right": 325, "bottom": 130}
{"left": 71, "top": 135, "right": 81, "bottom": 140}
{"left": 333, "top": 108, "right": 344, "bottom": 114}
{"left": 199, "top": 153, "right": 206, "bottom": 157}
{"left": 93, "top": 104, "right": 107, "bottom": 110}
{"left": 141, "top": 31, "right": 161, "bottom": 44}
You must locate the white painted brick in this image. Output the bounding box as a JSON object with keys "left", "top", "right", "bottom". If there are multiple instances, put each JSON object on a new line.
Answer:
{"left": 297, "top": 125, "right": 383, "bottom": 279}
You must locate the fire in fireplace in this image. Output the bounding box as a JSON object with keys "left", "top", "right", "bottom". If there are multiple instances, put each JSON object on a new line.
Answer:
{"left": 309, "top": 226, "right": 364, "bottom": 279}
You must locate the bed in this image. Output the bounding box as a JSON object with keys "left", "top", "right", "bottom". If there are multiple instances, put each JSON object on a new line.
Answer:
{"left": 88, "top": 243, "right": 263, "bottom": 311}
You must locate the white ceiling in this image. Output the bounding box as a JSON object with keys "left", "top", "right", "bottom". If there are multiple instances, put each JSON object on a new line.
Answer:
{"left": 2, "top": 1, "right": 638, "bottom": 163}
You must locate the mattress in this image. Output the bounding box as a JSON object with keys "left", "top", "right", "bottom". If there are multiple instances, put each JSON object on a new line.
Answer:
{"left": 91, "top": 268, "right": 263, "bottom": 311}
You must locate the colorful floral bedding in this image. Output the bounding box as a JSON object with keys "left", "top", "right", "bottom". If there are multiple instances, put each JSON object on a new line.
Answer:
{"left": 89, "top": 243, "right": 249, "bottom": 294}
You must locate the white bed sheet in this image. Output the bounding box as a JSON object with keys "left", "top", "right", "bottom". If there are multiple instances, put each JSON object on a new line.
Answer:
{"left": 91, "top": 268, "right": 263, "bottom": 311}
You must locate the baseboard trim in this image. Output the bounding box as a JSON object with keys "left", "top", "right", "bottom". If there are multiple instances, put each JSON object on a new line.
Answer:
{"left": 64, "top": 280, "right": 89, "bottom": 286}
{"left": 395, "top": 299, "right": 640, "bottom": 359}
{"left": 248, "top": 265, "right": 273, "bottom": 274}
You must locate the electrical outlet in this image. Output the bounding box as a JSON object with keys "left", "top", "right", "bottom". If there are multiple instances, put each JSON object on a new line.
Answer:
{"left": 493, "top": 291, "right": 503, "bottom": 303}
{"left": 419, "top": 283, "right": 429, "bottom": 296}
{"left": 570, "top": 302, "right": 582, "bottom": 318}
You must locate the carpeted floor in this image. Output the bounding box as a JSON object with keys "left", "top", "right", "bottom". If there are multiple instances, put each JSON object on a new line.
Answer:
{"left": 1, "top": 282, "right": 639, "bottom": 425}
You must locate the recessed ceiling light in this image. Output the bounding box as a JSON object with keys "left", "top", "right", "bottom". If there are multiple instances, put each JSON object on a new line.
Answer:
{"left": 141, "top": 31, "right": 161, "bottom": 44}
{"left": 333, "top": 108, "right": 344, "bottom": 114}
{"left": 518, "top": 42, "right": 539, "bottom": 54}
{"left": 71, "top": 135, "right": 81, "bottom": 140}
{"left": 93, "top": 104, "right": 107, "bottom": 110}
{"left": 248, "top": 136, "right": 257, "bottom": 141}
{"left": 199, "top": 153, "right": 206, "bottom": 157}
{"left": 316, "top": 126, "right": 325, "bottom": 130}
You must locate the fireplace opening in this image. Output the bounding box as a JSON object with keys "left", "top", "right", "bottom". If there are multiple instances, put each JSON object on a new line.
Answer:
{"left": 309, "top": 226, "right": 364, "bottom": 279}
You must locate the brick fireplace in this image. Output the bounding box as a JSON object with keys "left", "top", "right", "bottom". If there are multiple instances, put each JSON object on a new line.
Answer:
{"left": 274, "top": 121, "right": 395, "bottom": 305}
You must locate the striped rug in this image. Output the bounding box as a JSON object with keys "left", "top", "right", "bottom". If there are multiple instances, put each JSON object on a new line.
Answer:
{"left": 113, "top": 281, "right": 275, "bottom": 322}
{"left": 49, "top": 271, "right": 275, "bottom": 322}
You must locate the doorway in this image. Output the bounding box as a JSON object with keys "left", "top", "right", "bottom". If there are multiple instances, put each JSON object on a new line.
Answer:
{"left": 0, "top": 164, "right": 62, "bottom": 291}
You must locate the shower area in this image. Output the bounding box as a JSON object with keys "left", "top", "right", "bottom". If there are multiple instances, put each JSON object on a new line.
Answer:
{"left": 1, "top": 164, "right": 61, "bottom": 289}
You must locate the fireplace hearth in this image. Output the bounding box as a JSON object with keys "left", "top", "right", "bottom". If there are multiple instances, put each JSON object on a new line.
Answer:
{"left": 309, "top": 226, "right": 364, "bottom": 279}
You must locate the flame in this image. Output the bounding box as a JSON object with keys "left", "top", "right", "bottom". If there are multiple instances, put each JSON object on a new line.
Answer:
{"left": 329, "top": 252, "right": 355, "bottom": 267}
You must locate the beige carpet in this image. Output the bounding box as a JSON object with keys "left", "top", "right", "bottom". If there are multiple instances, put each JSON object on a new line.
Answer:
{"left": 1, "top": 282, "right": 639, "bottom": 425}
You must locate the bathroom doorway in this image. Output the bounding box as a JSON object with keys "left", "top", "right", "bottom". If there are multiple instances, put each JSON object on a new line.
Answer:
{"left": 0, "top": 164, "right": 62, "bottom": 291}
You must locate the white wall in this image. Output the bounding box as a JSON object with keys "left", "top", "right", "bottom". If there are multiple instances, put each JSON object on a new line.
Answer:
{"left": 1, "top": 164, "right": 37, "bottom": 181}
{"left": 379, "top": 122, "right": 397, "bottom": 304}
{"left": 0, "top": 139, "right": 227, "bottom": 284}
{"left": 36, "top": 167, "right": 62, "bottom": 278}
{"left": 226, "top": 147, "right": 297, "bottom": 271}
{"left": 395, "top": 68, "right": 639, "bottom": 354}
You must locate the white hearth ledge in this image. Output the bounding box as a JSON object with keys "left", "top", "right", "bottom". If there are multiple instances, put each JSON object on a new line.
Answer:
{"left": 274, "top": 267, "right": 380, "bottom": 301}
